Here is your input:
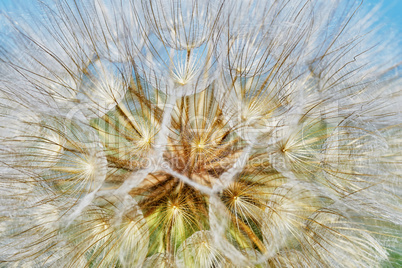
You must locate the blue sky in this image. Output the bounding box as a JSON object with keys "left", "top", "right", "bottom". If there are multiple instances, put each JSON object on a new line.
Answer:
{"left": 365, "top": 0, "right": 402, "bottom": 32}
{"left": 0, "top": 0, "right": 401, "bottom": 34}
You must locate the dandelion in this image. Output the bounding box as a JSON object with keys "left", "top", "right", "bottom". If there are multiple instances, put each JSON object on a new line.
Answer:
{"left": 0, "top": 0, "right": 401, "bottom": 267}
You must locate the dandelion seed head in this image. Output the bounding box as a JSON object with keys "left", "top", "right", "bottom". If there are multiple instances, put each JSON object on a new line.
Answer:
{"left": 0, "top": 0, "right": 401, "bottom": 267}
